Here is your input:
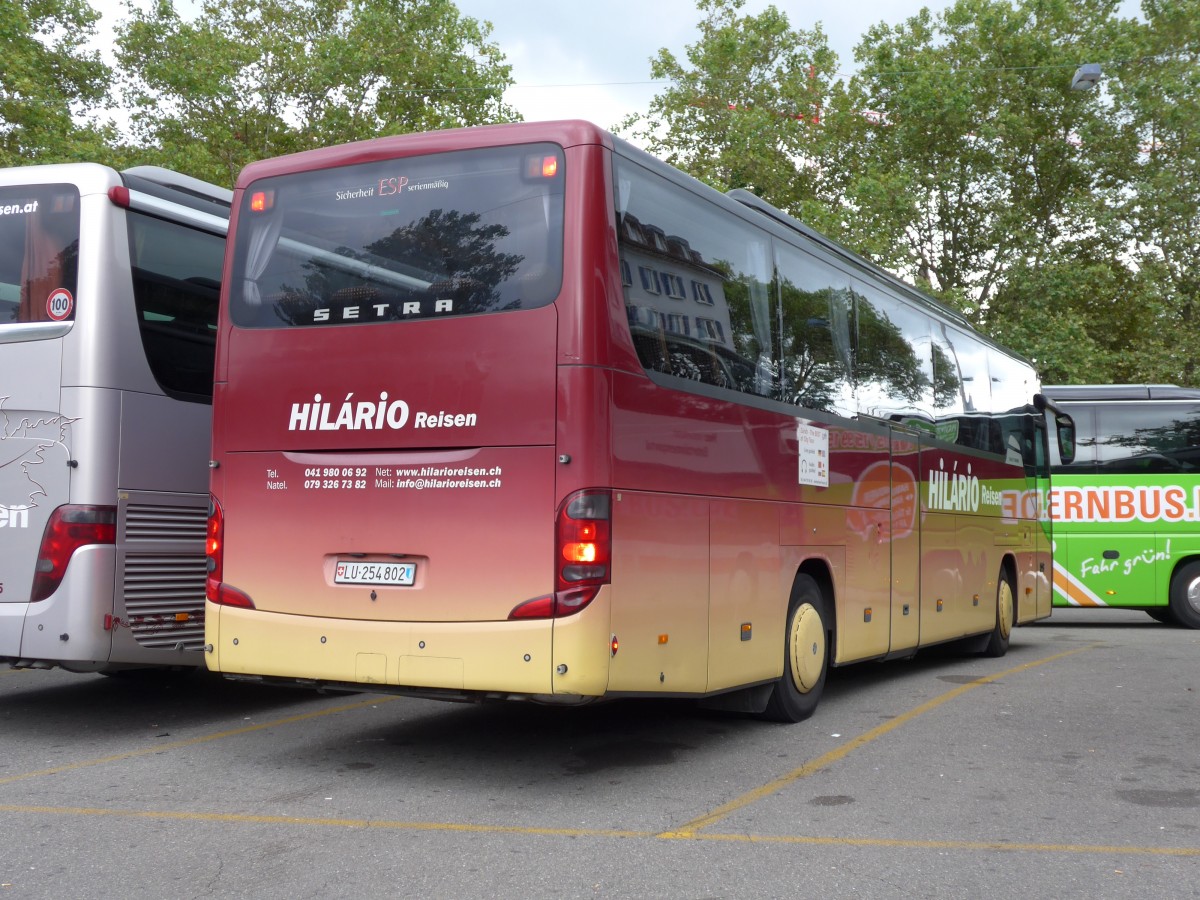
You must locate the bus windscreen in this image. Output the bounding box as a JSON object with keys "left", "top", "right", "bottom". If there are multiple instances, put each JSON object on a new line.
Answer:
{"left": 229, "top": 143, "right": 565, "bottom": 329}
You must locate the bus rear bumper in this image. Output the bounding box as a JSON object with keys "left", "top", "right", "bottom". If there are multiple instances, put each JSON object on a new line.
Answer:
{"left": 3, "top": 547, "right": 115, "bottom": 671}
{"left": 206, "top": 600, "right": 612, "bottom": 698}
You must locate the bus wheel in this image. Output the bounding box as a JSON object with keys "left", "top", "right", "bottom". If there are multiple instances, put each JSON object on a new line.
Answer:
{"left": 761, "top": 574, "right": 828, "bottom": 723}
{"left": 982, "top": 572, "right": 1016, "bottom": 658}
{"left": 1168, "top": 561, "right": 1200, "bottom": 629}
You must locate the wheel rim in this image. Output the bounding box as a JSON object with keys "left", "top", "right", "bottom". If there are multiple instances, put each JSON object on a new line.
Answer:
{"left": 1186, "top": 575, "right": 1200, "bottom": 616}
{"left": 789, "top": 602, "right": 825, "bottom": 694}
{"left": 998, "top": 580, "right": 1014, "bottom": 639}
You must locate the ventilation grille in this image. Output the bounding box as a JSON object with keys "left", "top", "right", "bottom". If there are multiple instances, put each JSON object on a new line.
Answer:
{"left": 121, "top": 555, "right": 207, "bottom": 650}
{"left": 124, "top": 503, "right": 208, "bottom": 542}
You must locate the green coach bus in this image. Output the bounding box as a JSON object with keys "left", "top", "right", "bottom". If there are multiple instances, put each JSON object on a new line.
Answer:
{"left": 1044, "top": 384, "right": 1200, "bottom": 628}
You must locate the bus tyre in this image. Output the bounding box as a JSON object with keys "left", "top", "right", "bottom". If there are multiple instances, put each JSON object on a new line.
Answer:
{"left": 1168, "top": 561, "right": 1200, "bottom": 630}
{"left": 761, "top": 575, "right": 828, "bottom": 723}
{"left": 982, "top": 572, "right": 1016, "bottom": 658}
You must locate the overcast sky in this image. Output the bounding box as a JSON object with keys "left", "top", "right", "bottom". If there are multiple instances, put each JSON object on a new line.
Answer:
{"left": 87, "top": 0, "right": 971, "bottom": 128}
{"left": 452, "top": 0, "right": 955, "bottom": 128}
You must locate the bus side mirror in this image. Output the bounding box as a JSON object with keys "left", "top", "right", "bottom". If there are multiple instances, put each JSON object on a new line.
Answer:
{"left": 1056, "top": 413, "right": 1076, "bottom": 465}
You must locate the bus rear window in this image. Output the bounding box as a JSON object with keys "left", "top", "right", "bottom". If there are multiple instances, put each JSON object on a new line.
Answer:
{"left": 0, "top": 185, "right": 79, "bottom": 326}
{"left": 229, "top": 143, "right": 565, "bottom": 328}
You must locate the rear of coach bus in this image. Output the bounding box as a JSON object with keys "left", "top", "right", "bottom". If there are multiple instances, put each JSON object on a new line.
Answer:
{"left": 0, "top": 167, "right": 86, "bottom": 664}
{"left": 2, "top": 163, "right": 229, "bottom": 671}
{"left": 206, "top": 122, "right": 617, "bottom": 699}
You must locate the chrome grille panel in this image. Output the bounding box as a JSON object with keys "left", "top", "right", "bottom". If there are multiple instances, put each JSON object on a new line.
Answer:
{"left": 121, "top": 556, "right": 206, "bottom": 649}
{"left": 124, "top": 503, "right": 208, "bottom": 542}
{"left": 118, "top": 498, "right": 207, "bottom": 651}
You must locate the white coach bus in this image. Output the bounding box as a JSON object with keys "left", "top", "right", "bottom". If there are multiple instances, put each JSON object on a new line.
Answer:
{"left": 1, "top": 163, "right": 229, "bottom": 672}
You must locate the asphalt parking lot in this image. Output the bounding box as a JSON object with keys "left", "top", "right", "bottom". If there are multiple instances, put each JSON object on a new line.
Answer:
{"left": 1, "top": 607, "right": 1197, "bottom": 899}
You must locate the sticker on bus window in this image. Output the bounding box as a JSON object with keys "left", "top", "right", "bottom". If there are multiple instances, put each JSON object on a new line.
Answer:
{"left": 797, "top": 421, "right": 829, "bottom": 488}
{"left": 46, "top": 288, "right": 74, "bottom": 321}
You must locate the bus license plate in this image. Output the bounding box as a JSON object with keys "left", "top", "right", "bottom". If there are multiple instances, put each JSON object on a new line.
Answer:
{"left": 334, "top": 561, "right": 416, "bottom": 587}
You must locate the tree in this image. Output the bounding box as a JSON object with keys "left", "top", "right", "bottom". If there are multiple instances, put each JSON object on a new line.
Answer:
{"left": 804, "top": 0, "right": 1194, "bottom": 385}
{"left": 821, "top": 0, "right": 1123, "bottom": 311}
{"left": 115, "top": 0, "right": 519, "bottom": 187}
{"left": 1101, "top": 0, "right": 1200, "bottom": 385}
{"left": 617, "top": 0, "right": 836, "bottom": 215}
{"left": 0, "top": 0, "right": 115, "bottom": 166}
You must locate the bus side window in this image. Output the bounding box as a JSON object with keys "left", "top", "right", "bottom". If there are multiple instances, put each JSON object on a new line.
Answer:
{"left": 127, "top": 212, "right": 225, "bottom": 401}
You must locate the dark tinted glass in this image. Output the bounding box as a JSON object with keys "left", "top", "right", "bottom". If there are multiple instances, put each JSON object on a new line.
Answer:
{"left": 774, "top": 242, "right": 853, "bottom": 414}
{"left": 615, "top": 157, "right": 775, "bottom": 398}
{"left": 855, "top": 284, "right": 933, "bottom": 421}
{"left": 611, "top": 152, "right": 1039, "bottom": 455}
{"left": 1063, "top": 400, "right": 1200, "bottom": 473}
{"left": 230, "top": 143, "right": 565, "bottom": 328}
{"left": 127, "top": 211, "right": 225, "bottom": 401}
{"left": 0, "top": 184, "right": 79, "bottom": 325}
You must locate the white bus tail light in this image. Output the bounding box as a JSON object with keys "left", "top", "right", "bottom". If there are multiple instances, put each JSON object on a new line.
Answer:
{"left": 205, "top": 496, "right": 254, "bottom": 609}
{"left": 30, "top": 505, "right": 117, "bottom": 603}
{"left": 507, "top": 490, "right": 612, "bottom": 620}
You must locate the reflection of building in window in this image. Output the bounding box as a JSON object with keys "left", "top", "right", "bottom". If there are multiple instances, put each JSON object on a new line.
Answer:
{"left": 665, "top": 313, "right": 689, "bottom": 336}
{"left": 619, "top": 213, "right": 732, "bottom": 354}
{"left": 638, "top": 265, "right": 661, "bottom": 294}
{"left": 696, "top": 317, "right": 725, "bottom": 343}
{"left": 662, "top": 273, "right": 686, "bottom": 300}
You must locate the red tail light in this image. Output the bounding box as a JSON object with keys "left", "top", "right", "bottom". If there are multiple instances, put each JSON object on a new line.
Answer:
{"left": 206, "top": 496, "right": 254, "bottom": 609}
{"left": 30, "top": 505, "right": 117, "bottom": 603}
{"left": 509, "top": 490, "right": 611, "bottom": 620}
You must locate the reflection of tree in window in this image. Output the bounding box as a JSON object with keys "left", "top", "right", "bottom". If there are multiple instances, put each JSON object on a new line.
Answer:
{"left": 777, "top": 279, "right": 848, "bottom": 412}
{"left": 856, "top": 300, "right": 930, "bottom": 405}
{"left": 272, "top": 210, "right": 522, "bottom": 324}
{"left": 717, "top": 266, "right": 771, "bottom": 395}
{"left": 931, "top": 342, "right": 960, "bottom": 409}
{"left": 1097, "top": 413, "right": 1200, "bottom": 472}
{"left": 367, "top": 209, "right": 522, "bottom": 313}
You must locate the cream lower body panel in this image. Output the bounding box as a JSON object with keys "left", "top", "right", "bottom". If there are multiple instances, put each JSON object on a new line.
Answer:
{"left": 207, "top": 600, "right": 612, "bottom": 697}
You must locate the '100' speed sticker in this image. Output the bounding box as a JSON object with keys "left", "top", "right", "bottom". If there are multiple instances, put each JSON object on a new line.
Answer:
{"left": 46, "top": 288, "right": 73, "bottom": 321}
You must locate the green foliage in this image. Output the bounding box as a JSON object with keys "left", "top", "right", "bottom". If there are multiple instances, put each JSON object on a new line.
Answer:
{"left": 636, "top": 0, "right": 1200, "bottom": 387}
{"left": 0, "top": 0, "right": 115, "bottom": 166}
{"left": 1101, "top": 0, "right": 1200, "bottom": 384}
{"left": 822, "top": 0, "right": 1122, "bottom": 316}
{"left": 115, "top": 0, "right": 519, "bottom": 187}
{"left": 7, "top": 0, "right": 1199, "bottom": 389}
{"left": 617, "top": 0, "right": 836, "bottom": 213}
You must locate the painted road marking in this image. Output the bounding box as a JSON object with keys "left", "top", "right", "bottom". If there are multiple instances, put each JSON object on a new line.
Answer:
{"left": 4, "top": 641, "right": 1177, "bottom": 860}
{"left": 0, "top": 803, "right": 1195, "bottom": 857}
{"left": 661, "top": 642, "right": 1106, "bottom": 837}
{"left": 0, "top": 695, "right": 397, "bottom": 786}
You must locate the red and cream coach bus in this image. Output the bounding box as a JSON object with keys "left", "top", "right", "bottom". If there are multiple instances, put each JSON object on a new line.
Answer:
{"left": 204, "top": 121, "right": 1073, "bottom": 721}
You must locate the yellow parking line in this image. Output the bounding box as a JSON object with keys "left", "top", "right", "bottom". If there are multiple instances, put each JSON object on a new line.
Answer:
{"left": 0, "top": 802, "right": 1194, "bottom": 857}
{"left": 676, "top": 831, "right": 1200, "bottom": 856}
{"left": 0, "top": 804, "right": 649, "bottom": 839}
{"left": 661, "top": 642, "right": 1105, "bottom": 838}
{"left": 0, "top": 695, "right": 398, "bottom": 786}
